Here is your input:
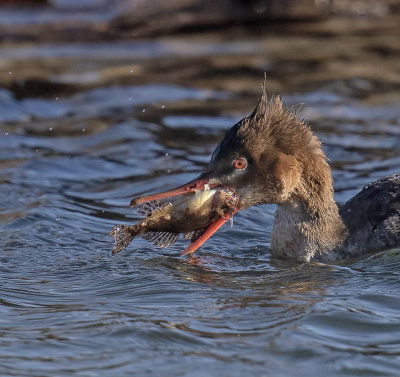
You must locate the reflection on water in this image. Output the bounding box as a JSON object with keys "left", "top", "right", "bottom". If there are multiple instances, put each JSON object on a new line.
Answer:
{"left": 1, "top": 2, "right": 400, "bottom": 376}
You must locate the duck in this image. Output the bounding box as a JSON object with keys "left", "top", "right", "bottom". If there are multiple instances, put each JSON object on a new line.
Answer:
{"left": 128, "top": 86, "right": 400, "bottom": 262}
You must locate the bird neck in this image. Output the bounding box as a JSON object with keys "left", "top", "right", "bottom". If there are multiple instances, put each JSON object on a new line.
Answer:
{"left": 270, "top": 167, "right": 348, "bottom": 261}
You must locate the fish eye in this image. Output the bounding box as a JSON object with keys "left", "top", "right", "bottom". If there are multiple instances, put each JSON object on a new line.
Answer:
{"left": 233, "top": 157, "right": 248, "bottom": 170}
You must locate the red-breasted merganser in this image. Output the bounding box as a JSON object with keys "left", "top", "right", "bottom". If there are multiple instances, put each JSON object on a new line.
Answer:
{"left": 122, "top": 88, "right": 400, "bottom": 262}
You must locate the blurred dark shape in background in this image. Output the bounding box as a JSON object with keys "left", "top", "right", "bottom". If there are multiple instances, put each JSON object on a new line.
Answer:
{"left": 1, "top": 0, "right": 399, "bottom": 101}
{"left": 1, "top": 0, "right": 399, "bottom": 43}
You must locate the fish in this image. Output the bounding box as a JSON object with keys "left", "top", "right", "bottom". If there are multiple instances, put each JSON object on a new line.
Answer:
{"left": 109, "top": 185, "right": 239, "bottom": 255}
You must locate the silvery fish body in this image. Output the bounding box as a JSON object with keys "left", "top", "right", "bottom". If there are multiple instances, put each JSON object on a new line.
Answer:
{"left": 110, "top": 187, "right": 238, "bottom": 254}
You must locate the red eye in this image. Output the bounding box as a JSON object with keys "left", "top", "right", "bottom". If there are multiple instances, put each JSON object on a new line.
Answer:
{"left": 233, "top": 157, "right": 247, "bottom": 170}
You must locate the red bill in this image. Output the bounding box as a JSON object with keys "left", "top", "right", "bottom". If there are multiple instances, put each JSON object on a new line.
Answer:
{"left": 130, "top": 178, "right": 220, "bottom": 207}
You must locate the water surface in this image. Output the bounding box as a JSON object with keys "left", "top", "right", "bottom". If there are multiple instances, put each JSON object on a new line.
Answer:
{"left": 1, "top": 3, "right": 400, "bottom": 376}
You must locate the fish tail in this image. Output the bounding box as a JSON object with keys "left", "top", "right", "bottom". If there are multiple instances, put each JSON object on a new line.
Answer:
{"left": 109, "top": 225, "right": 138, "bottom": 255}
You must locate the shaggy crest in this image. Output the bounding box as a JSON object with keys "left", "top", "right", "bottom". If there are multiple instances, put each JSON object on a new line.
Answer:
{"left": 215, "top": 87, "right": 323, "bottom": 166}
{"left": 237, "top": 87, "right": 322, "bottom": 158}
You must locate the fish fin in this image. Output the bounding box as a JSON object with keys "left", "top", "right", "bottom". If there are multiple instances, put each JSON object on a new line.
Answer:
{"left": 136, "top": 200, "right": 172, "bottom": 217}
{"left": 183, "top": 231, "right": 194, "bottom": 240}
{"left": 141, "top": 231, "right": 179, "bottom": 248}
{"left": 109, "top": 225, "right": 135, "bottom": 255}
{"left": 191, "top": 228, "right": 207, "bottom": 242}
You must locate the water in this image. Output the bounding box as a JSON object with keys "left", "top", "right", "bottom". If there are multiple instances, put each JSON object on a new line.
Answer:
{"left": 1, "top": 3, "right": 400, "bottom": 376}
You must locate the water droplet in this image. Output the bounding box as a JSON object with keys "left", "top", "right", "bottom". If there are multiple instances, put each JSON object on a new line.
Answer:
{"left": 161, "top": 104, "right": 166, "bottom": 109}
{"left": 142, "top": 109, "right": 146, "bottom": 113}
